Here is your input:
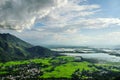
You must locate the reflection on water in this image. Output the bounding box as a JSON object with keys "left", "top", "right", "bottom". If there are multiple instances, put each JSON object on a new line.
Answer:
{"left": 60, "top": 53, "right": 120, "bottom": 62}
{"left": 51, "top": 47, "right": 120, "bottom": 62}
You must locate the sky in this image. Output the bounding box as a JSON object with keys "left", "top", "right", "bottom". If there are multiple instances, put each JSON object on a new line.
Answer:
{"left": 0, "top": 0, "right": 120, "bottom": 46}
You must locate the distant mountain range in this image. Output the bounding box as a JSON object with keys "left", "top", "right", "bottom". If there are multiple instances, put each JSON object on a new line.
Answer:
{"left": 0, "top": 33, "right": 53, "bottom": 62}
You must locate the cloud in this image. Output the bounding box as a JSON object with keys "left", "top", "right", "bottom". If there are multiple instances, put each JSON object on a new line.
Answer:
{"left": 39, "top": 1, "right": 100, "bottom": 28}
{"left": 1, "top": 0, "right": 120, "bottom": 46}
{"left": 31, "top": 0, "right": 101, "bottom": 35}
{"left": 0, "top": 0, "right": 100, "bottom": 32}
{"left": 77, "top": 18, "right": 120, "bottom": 29}
{"left": 0, "top": 0, "right": 67, "bottom": 31}
{"left": 46, "top": 31, "right": 120, "bottom": 45}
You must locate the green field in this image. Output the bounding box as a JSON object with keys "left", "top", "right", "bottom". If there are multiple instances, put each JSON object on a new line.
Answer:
{"left": 0, "top": 56, "right": 120, "bottom": 79}
{"left": 41, "top": 61, "right": 95, "bottom": 78}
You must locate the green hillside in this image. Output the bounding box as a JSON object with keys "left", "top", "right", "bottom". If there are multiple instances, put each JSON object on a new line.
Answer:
{"left": 0, "top": 33, "right": 53, "bottom": 62}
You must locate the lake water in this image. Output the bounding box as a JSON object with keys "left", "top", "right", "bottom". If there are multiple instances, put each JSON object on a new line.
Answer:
{"left": 60, "top": 53, "right": 120, "bottom": 62}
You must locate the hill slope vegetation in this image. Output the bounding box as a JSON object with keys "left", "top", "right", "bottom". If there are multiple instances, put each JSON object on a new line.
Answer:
{"left": 0, "top": 33, "right": 53, "bottom": 62}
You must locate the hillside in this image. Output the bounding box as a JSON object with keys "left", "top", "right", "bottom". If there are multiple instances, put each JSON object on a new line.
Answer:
{"left": 27, "top": 46, "right": 53, "bottom": 57}
{"left": 0, "top": 33, "right": 53, "bottom": 62}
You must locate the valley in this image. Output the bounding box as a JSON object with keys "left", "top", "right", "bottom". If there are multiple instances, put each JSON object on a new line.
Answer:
{"left": 0, "top": 34, "right": 120, "bottom": 80}
{"left": 0, "top": 47, "right": 120, "bottom": 79}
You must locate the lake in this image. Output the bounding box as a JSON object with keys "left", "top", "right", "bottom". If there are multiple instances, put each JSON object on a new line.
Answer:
{"left": 60, "top": 53, "right": 120, "bottom": 62}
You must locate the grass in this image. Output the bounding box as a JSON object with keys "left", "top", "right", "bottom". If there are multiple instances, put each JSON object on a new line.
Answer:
{"left": 30, "top": 58, "right": 51, "bottom": 66}
{"left": 2, "top": 60, "right": 30, "bottom": 67}
{"left": 0, "top": 71, "right": 8, "bottom": 75}
{"left": 95, "top": 63, "right": 120, "bottom": 72}
{"left": 0, "top": 63, "right": 3, "bottom": 66}
{"left": 0, "top": 56, "right": 120, "bottom": 78}
{"left": 0, "top": 58, "right": 51, "bottom": 67}
{"left": 40, "top": 61, "right": 95, "bottom": 78}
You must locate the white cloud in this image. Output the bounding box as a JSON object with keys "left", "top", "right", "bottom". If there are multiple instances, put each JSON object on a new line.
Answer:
{"left": 40, "top": 0, "right": 100, "bottom": 28}
{"left": 65, "top": 28, "right": 77, "bottom": 33}
{"left": 1, "top": 0, "right": 120, "bottom": 46}
{"left": 96, "top": 32, "right": 120, "bottom": 44}
{"left": 79, "top": 18, "right": 120, "bottom": 29}
{"left": 0, "top": 0, "right": 101, "bottom": 32}
{"left": 47, "top": 31, "right": 120, "bottom": 45}
{"left": 0, "top": 0, "right": 67, "bottom": 31}
{"left": 32, "top": 0, "right": 101, "bottom": 35}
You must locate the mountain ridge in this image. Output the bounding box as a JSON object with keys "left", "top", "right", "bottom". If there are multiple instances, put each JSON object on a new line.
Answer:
{"left": 0, "top": 33, "right": 53, "bottom": 62}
